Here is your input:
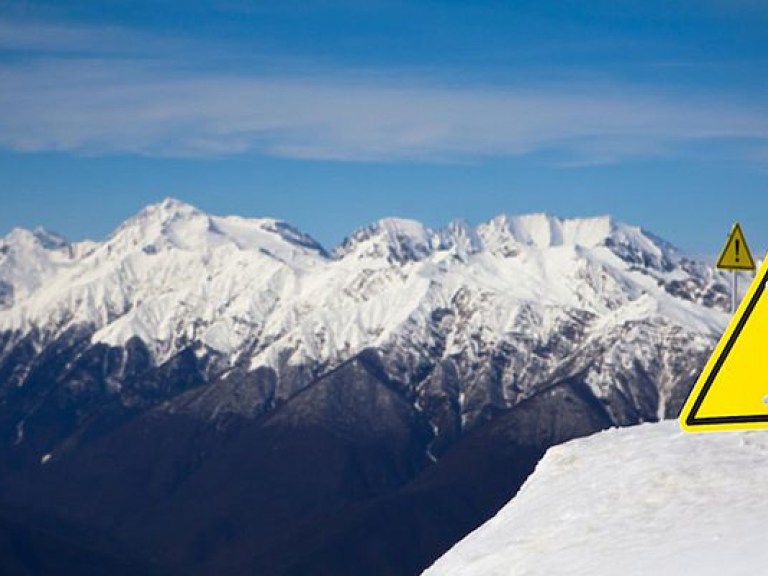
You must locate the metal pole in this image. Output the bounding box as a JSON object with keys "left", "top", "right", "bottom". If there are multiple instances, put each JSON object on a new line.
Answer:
{"left": 732, "top": 270, "right": 737, "bottom": 314}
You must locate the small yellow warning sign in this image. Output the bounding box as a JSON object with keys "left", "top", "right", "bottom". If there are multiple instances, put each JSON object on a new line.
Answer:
{"left": 716, "top": 222, "right": 755, "bottom": 271}
{"left": 680, "top": 254, "right": 768, "bottom": 432}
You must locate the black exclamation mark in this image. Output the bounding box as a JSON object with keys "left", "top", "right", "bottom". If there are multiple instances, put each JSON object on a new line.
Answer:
{"left": 736, "top": 239, "right": 741, "bottom": 263}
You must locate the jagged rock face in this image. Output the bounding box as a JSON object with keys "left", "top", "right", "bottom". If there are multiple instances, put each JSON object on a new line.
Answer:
{"left": 0, "top": 199, "right": 735, "bottom": 575}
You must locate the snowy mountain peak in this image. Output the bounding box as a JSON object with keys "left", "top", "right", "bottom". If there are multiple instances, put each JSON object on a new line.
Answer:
{"left": 474, "top": 213, "right": 678, "bottom": 272}
{"left": 107, "top": 197, "right": 211, "bottom": 249}
{"left": 102, "top": 198, "right": 327, "bottom": 260}
{"left": 335, "top": 217, "right": 438, "bottom": 262}
{"left": 138, "top": 197, "right": 201, "bottom": 220}
{"left": 1, "top": 227, "right": 70, "bottom": 252}
{"left": 0, "top": 227, "right": 78, "bottom": 310}
{"left": 440, "top": 219, "right": 483, "bottom": 257}
{"left": 479, "top": 213, "right": 616, "bottom": 249}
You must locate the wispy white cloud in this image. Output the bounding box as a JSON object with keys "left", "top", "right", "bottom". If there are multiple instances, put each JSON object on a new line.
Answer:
{"left": 2, "top": 17, "right": 768, "bottom": 164}
{"left": 0, "top": 17, "right": 179, "bottom": 55}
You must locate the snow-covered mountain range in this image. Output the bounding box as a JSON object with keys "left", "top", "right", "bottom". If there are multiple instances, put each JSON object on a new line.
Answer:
{"left": 1, "top": 199, "right": 731, "bottom": 432}
{"left": 0, "top": 198, "right": 740, "bottom": 575}
{"left": 423, "top": 420, "right": 768, "bottom": 576}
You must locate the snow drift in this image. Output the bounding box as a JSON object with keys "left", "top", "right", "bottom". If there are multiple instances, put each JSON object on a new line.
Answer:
{"left": 424, "top": 421, "right": 768, "bottom": 576}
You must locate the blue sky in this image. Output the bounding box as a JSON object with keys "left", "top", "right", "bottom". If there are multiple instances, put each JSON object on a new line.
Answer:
{"left": 2, "top": 0, "right": 768, "bottom": 256}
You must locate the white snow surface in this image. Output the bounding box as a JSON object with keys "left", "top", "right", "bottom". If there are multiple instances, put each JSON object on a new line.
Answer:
{"left": 0, "top": 198, "right": 731, "bottom": 374}
{"left": 0, "top": 227, "right": 96, "bottom": 307}
{"left": 424, "top": 421, "right": 768, "bottom": 576}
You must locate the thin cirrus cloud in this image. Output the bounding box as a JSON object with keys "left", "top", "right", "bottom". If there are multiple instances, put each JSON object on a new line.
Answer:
{"left": 2, "top": 17, "right": 768, "bottom": 164}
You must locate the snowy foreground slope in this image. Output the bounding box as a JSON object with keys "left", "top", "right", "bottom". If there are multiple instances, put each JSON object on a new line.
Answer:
{"left": 424, "top": 421, "right": 768, "bottom": 576}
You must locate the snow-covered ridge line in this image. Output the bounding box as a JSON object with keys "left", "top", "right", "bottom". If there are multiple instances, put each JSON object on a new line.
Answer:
{"left": 1, "top": 198, "right": 676, "bottom": 264}
{"left": 0, "top": 197, "right": 724, "bottom": 341}
{"left": 333, "top": 212, "right": 670, "bottom": 264}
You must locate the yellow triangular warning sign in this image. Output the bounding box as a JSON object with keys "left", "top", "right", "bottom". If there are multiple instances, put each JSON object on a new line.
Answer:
{"left": 716, "top": 222, "right": 755, "bottom": 271}
{"left": 680, "top": 254, "right": 768, "bottom": 432}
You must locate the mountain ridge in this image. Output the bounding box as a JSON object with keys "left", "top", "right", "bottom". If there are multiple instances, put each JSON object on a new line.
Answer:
{"left": 0, "top": 198, "right": 730, "bottom": 428}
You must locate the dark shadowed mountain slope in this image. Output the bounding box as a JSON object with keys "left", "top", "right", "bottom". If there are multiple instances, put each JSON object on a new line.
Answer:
{"left": 0, "top": 509, "right": 159, "bottom": 576}
{"left": 253, "top": 378, "right": 614, "bottom": 576}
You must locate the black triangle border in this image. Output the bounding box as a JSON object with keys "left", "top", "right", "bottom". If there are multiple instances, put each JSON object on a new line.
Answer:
{"left": 686, "top": 264, "right": 768, "bottom": 426}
